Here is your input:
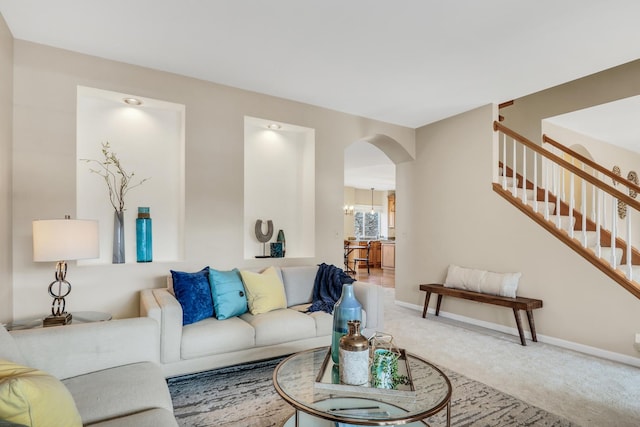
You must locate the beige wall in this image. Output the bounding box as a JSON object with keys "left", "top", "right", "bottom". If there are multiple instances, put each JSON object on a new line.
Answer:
{"left": 8, "top": 40, "right": 415, "bottom": 320}
{"left": 0, "top": 14, "right": 13, "bottom": 323}
{"left": 4, "top": 18, "right": 640, "bottom": 362}
{"left": 397, "top": 106, "right": 639, "bottom": 362}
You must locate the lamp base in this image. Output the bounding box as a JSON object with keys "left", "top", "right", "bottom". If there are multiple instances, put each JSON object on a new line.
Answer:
{"left": 43, "top": 312, "right": 72, "bottom": 327}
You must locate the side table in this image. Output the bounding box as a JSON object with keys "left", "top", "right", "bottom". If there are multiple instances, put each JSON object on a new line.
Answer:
{"left": 5, "top": 311, "right": 112, "bottom": 331}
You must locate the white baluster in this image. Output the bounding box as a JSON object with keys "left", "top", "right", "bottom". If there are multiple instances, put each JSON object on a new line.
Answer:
{"left": 596, "top": 189, "right": 602, "bottom": 257}
{"left": 522, "top": 145, "right": 527, "bottom": 204}
{"left": 512, "top": 138, "right": 517, "bottom": 197}
{"left": 569, "top": 172, "right": 575, "bottom": 239}
{"left": 581, "top": 165, "right": 587, "bottom": 247}
{"left": 544, "top": 156, "right": 550, "bottom": 220}
{"left": 626, "top": 212, "right": 632, "bottom": 281}
{"left": 603, "top": 186, "right": 608, "bottom": 229}
{"left": 502, "top": 134, "right": 507, "bottom": 189}
{"left": 591, "top": 174, "right": 596, "bottom": 221}
{"left": 555, "top": 163, "right": 561, "bottom": 228}
{"left": 533, "top": 152, "right": 538, "bottom": 213}
{"left": 611, "top": 197, "right": 617, "bottom": 268}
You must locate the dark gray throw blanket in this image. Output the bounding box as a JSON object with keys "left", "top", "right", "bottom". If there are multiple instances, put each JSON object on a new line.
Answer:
{"left": 308, "top": 263, "right": 355, "bottom": 313}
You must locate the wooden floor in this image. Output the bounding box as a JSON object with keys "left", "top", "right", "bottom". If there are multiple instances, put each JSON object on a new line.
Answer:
{"left": 353, "top": 267, "right": 395, "bottom": 288}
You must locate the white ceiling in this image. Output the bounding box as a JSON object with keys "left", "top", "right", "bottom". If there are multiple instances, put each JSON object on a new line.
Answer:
{"left": 2, "top": 1, "right": 640, "bottom": 190}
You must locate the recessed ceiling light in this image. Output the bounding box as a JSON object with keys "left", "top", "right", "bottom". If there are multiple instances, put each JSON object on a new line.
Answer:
{"left": 123, "top": 97, "right": 143, "bottom": 106}
{"left": 267, "top": 123, "right": 281, "bottom": 130}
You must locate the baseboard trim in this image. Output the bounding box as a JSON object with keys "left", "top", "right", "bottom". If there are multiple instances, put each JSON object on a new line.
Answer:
{"left": 395, "top": 300, "right": 640, "bottom": 368}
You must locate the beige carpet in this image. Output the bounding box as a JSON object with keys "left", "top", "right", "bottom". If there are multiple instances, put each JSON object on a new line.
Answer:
{"left": 384, "top": 288, "right": 640, "bottom": 426}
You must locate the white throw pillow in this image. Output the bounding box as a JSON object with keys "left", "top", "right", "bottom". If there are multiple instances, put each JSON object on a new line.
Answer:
{"left": 444, "top": 264, "right": 521, "bottom": 298}
{"left": 444, "top": 264, "right": 485, "bottom": 293}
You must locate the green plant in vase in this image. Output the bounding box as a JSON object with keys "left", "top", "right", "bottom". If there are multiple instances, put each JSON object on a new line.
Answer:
{"left": 371, "top": 349, "right": 410, "bottom": 389}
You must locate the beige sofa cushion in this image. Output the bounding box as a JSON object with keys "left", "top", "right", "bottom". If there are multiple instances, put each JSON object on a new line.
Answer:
{"left": 308, "top": 311, "right": 333, "bottom": 336}
{"left": 63, "top": 362, "right": 173, "bottom": 426}
{"left": 181, "top": 317, "right": 255, "bottom": 359}
{"left": 240, "top": 309, "right": 316, "bottom": 347}
{"left": 280, "top": 265, "right": 317, "bottom": 306}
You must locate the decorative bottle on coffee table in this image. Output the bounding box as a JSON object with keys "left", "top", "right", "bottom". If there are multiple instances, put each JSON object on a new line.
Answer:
{"left": 331, "top": 283, "right": 362, "bottom": 364}
{"left": 339, "top": 320, "right": 369, "bottom": 385}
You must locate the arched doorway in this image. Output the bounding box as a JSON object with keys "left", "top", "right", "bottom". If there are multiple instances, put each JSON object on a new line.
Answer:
{"left": 343, "top": 134, "right": 413, "bottom": 287}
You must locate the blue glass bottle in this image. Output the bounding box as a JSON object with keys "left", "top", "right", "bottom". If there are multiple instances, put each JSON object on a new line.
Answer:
{"left": 136, "top": 207, "right": 152, "bottom": 262}
{"left": 331, "top": 283, "right": 362, "bottom": 364}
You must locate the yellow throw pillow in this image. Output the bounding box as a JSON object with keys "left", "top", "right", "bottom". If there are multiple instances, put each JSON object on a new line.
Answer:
{"left": 240, "top": 266, "right": 288, "bottom": 315}
{"left": 0, "top": 360, "right": 82, "bottom": 427}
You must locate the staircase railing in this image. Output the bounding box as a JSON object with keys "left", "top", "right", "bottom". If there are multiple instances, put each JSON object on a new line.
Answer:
{"left": 493, "top": 121, "right": 640, "bottom": 299}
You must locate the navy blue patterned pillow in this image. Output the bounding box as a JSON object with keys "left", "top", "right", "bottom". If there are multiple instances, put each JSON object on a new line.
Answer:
{"left": 171, "top": 267, "right": 213, "bottom": 325}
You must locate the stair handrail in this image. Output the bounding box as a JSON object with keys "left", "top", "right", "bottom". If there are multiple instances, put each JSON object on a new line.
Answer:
{"left": 542, "top": 134, "right": 640, "bottom": 195}
{"left": 493, "top": 121, "right": 640, "bottom": 210}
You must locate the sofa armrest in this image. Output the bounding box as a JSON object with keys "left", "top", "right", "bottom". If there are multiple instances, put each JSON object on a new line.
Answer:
{"left": 150, "top": 288, "right": 183, "bottom": 364}
{"left": 141, "top": 288, "right": 161, "bottom": 324}
{"left": 353, "top": 281, "right": 384, "bottom": 335}
{"left": 11, "top": 317, "right": 159, "bottom": 380}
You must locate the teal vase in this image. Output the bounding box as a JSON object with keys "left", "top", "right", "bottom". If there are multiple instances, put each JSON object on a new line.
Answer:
{"left": 331, "top": 283, "right": 362, "bottom": 364}
{"left": 277, "top": 229, "right": 286, "bottom": 257}
{"left": 136, "top": 207, "right": 152, "bottom": 262}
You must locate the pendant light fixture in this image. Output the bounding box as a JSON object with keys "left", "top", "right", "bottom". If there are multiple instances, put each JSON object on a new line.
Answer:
{"left": 370, "top": 188, "right": 375, "bottom": 214}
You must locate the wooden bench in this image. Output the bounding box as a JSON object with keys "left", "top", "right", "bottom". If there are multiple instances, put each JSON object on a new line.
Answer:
{"left": 419, "top": 283, "right": 543, "bottom": 346}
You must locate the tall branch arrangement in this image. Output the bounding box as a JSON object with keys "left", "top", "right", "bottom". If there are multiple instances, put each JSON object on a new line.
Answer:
{"left": 81, "top": 142, "right": 150, "bottom": 212}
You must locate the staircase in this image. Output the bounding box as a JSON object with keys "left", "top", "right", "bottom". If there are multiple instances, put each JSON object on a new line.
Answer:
{"left": 493, "top": 121, "right": 640, "bottom": 300}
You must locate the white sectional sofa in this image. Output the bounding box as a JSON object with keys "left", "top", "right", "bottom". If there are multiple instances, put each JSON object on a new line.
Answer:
{"left": 0, "top": 317, "right": 177, "bottom": 426}
{"left": 140, "top": 265, "right": 384, "bottom": 377}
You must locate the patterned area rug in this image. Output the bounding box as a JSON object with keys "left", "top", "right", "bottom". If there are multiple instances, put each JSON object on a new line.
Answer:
{"left": 168, "top": 356, "right": 576, "bottom": 427}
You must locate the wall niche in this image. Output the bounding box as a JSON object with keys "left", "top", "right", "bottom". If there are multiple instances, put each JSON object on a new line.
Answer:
{"left": 244, "top": 116, "right": 315, "bottom": 259}
{"left": 76, "top": 86, "right": 185, "bottom": 264}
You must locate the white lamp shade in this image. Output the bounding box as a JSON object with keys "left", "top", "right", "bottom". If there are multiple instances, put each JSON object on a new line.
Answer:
{"left": 33, "top": 219, "right": 100, "bottom": 262}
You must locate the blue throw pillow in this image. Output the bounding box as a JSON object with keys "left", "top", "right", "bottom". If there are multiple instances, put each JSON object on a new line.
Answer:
{"left": 171, "top": 267, "right": 214, "bottom": 325}
{"left": 209, "top": 268, "right": 248, "bottom": 320}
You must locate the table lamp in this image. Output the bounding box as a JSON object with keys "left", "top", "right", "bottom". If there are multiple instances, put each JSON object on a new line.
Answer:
{"left": 33, "top": 215, "right": 99, "bottom": 327}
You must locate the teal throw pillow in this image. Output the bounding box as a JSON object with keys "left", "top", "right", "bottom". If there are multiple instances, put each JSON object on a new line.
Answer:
{"left": 209, "top": 268, "right": 248, "bottom": 320}
{"left": 171, "top": 267, "right": 214, "bottom": 325}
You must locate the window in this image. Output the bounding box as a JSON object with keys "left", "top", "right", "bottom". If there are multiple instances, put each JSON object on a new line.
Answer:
{"left": 354, "top": 210, "right": 380, "bottom": 240}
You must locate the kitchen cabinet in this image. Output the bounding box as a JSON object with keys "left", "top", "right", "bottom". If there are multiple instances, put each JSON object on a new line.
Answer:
{"left": 381, "top": 242, "right": 395, "bottom": 270}
{"left": 370, "top": 241, "right": 381, "bottom": 268}
{"left": 388, "top": 193, "right": 395, "bottom": 228}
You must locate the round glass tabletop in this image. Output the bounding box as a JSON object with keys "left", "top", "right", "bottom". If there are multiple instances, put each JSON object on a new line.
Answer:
{"left": 273, "top": 347, "right": 451, "bottom": 426}
{"left": 5, "top": 311, "right": 112, "bottom": 330}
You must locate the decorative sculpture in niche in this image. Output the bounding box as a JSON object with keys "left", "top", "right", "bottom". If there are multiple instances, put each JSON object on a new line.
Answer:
{"left": 255, "top": 219, "right": 274, "bottom": 258}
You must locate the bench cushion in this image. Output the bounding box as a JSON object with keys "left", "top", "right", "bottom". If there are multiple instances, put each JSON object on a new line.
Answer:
{"left": 444, "top": 264, "right": 521, "bottom": 298}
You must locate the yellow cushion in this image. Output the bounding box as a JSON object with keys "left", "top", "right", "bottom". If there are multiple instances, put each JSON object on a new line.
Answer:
{"left": 240, "top": 267, "right": 288, "bottom": 315}
{"left": 0, "top": 360, "right": 82, "bottom": 427}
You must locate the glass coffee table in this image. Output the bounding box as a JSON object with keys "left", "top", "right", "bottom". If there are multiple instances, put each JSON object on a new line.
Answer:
{"left": 273, "top": 347, "right": 451, "bottom": 426}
